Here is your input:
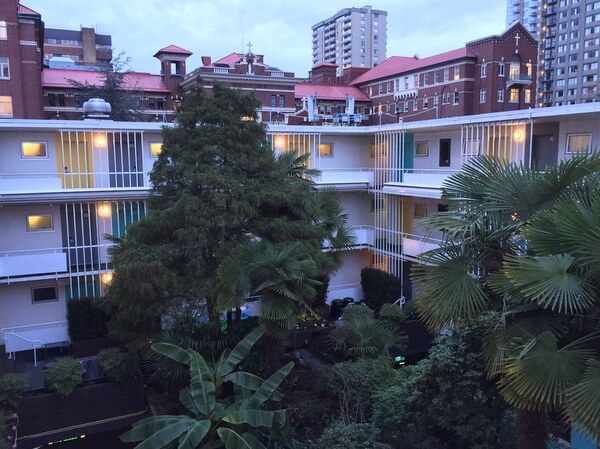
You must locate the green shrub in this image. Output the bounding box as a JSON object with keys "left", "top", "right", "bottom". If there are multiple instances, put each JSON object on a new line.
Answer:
{"left": 67, "top": 297, "right": 109, "bottom": 342}
{"left": 380, "top": 300, "right": 420, "bottom": 321}
{"left": 98, "top": 347, "right": 138, "bottom": 383}
{"left": 0, "top": 373, "right": 27, "bottom": 409}
{"left": 45, "top": 357, "right": 84, "bottom": 397}
{"left": 360, "top": 268, "right": 401, "bottom": 309}
{"left": 323, "top": 357, "right": 399, "bottom": 423}
{"left": 318, "top": 421, "right": 392, "bottom": 449}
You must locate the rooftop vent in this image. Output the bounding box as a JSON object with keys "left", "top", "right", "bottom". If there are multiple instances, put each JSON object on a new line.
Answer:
{"left": 83, "top": 98, "right": 111, "bottom": 119}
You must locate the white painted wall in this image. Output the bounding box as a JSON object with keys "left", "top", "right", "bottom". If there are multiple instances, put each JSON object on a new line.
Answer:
{"left": 328, "top": 249, "right": 371, "bottom": 302}
{"left": 411, "top": 129, "right": 463, "bottom": 171}
{"left": 0, "top": 281, "right": 68, "bottom": 330}
{"left": 0, "top": 131, "right": 58, "bottom": 176}
{"left": 557, "top": 117, "right": 600, "bottom": 160}
{"left": 313, "top": 134, "right": 373, "bottom": 170}
{"left": 339, "top": 191, "right": 373, "bottom": 227}
{"left": 0, "top": 204, "right": 63, "bottom": 253}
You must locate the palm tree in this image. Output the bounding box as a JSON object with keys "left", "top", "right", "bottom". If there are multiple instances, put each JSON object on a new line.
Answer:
{"left": 413, "top": 155, "right": 600, "bottom": 448}
{"left": 121, "top": 327, "right": 294, "bottom": 449}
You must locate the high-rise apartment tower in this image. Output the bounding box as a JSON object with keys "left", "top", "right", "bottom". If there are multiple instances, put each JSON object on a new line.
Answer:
{"left": 312, "top": 5, "right": 387, "bottom": 76}
{"left": 506, "top": 0, "right": 540, "bottom": 36}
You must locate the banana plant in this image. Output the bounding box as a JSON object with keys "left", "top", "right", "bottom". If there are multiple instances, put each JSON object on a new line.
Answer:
{"left": 121, "top": 327, "right": 294, "bottom": 449}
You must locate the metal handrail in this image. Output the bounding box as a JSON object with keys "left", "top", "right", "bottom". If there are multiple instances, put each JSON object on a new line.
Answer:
{"left": 2, "top": 331, "right": 43, "bottom": 366}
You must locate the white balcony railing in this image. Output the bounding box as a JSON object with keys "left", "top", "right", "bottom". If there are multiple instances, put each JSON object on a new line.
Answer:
{"left": 0, "top": 171, "right": 150, "bottom": 193}
{"left": 2, "top": 321, "right": 69, "bottom": 365}
{"left": 0, "top": 249, "right": 67, "bottom": 278}
{"left": 314, "top": 168, "right": 374, "bottom": 188}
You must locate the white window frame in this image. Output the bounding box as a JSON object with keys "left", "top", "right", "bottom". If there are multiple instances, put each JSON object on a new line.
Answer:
{"left": 0, "top": 95, "right": 12, "bottom": 117}
{"left": 415, "top": 141, "right": 429, "bottom": 157}
{"left": 566, "top": 133, "right": 592, "bottom": 154}
{"left": 21, "top": 141, "right": 48, "bottom": 158}
{"left": 0, "top": 21, "right": 6, "bottom": 40}
{"left": 27, "top": 213, "right": 54, "bottom": 232}
{"left": 31, "top": 286, "right": 58, "bottom": 303}
{"left": 462, "top": 139, "right": 481, "bottom": 157}
{"left": 0, "top": 57, "right": 9, "bottom": 79}
{"left": 318, "top": 142, "right": 333, "bottom": 157}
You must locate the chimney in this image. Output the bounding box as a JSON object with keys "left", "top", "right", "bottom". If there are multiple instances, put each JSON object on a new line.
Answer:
{"left": 201, "top": 56, "right": 211, "bottom": 66}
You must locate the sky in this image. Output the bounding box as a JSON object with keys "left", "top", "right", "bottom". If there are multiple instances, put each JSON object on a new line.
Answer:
{"left": 23, "top": 0, "right": 508, "bottom": 77}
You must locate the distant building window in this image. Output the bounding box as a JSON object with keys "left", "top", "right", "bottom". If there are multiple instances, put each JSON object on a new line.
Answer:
{"left": 415, "top": 141, "right": 429, "bottom": 157}
{"left": 157, "top": 98, "right": 164, "bottom": 110}
{"left": 32, "top": 286, "right": 58, "bottom": 303}
{"left": 524, "top": 89, "right": 531, "bottom": 103}
{"left": 271, "top": 95, "right": 276, "bottom": 107}
{"left": 21, "top": 142, "right": 48, "bottom": 158}
{"left": 0, "top": 21, "right": 6, "bottom": 40}
{"left": 566, "top": 133, "right": 591, "bottom": 153}
{"left": 453, "top": 90, "right": 459, "bottom": 105}
{"left": 497, "top": 88, "right": 504, "bottom": 102}
{"left": 453, "top": 66, "right": 460, "bottom": 80}
{"left": 150, "top": 143, "right": 163, "bottom": 158}
{"left": 0, "top": 96, "right": 12, "bottom": 117}
{"left": 499, "top": 61, "right": 505, "bottom": 76}
{"left": 509, "top": 88, "right": 519, "bottom": 103}
{"left": 480, "top": 89, "right": 487, "bottom": 103}
{"left": 443, "top": 68, "right": 449, "bottom": 82}
{"left": 58, "top": 94, "right": 65, "bottom": 107}
{"left": 27, "top": 214, "right": 53, "bottom": 231}
{"left": 481, "top": 62, "right": 487, "bottom": 78}
{"left": 279, "top": 95, "right": 285, "bottom": 108}
{"left": 318, "top": 143, "right": 333, "bottom": 157}
{"left": 0, "top": 57, "right": 9, "bottom": 79}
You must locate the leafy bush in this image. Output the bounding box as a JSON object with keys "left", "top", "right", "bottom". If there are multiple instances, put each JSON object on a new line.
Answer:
{"left": 323, "top": 357, "right": 399, "bottom": 423}
{"left": 318, "top": 421, "right": 392, "bottom": 449}
{"left": 329, "top": 306, "right": 406, "bottom": 359}
{"left": 67, "top": 297, "right": 109, "bottom": 342}
{"left": 0, "top": 373, "right": 27, "bottom": 409}
{"left": 371, "top": 315, "right": 513, "bottom": 449}
{"left": 360, "top": 268, "right": 401, "bottom": 309}
{"left": 380, "top": 301, "right": 420, "bottom": 321}
{"left": 45, "top": 357, "right": 84, "bottom": 397}
{"left": 98, "top": 347, "right": 138, "bottom": 383}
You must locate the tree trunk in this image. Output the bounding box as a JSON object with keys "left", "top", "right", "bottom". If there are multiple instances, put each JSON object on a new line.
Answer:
{"left": 517, "top": 409, "right": 547, "bottom": 449}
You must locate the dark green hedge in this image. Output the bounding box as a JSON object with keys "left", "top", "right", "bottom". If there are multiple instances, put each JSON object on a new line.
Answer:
{"left": 360, "top": 268, "right": 402, "bottom": 309}
{"left": 67, "top": 297, "right": 109, "bottom": 342}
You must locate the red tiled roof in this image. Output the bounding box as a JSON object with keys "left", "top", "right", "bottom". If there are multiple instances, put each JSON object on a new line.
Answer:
{"left": 312, "top": 62, "right": 338, "bottom": 69}
{"left": 42, "top": 69, "right": 170, "bottom": 93}
{"left": 18, "top": 3, "right": 40, "bottom": 15}
{"left": 212, "top": 52, "right": 243, "bottom": 67}
{"left": 295, "top": 84, "right": 370, "bottom": 101}
{"left": 153, "top": 45, "right": 193, "bottom": 57}
{"left": 351, "top": 48, "right": 477, "bottom": 85}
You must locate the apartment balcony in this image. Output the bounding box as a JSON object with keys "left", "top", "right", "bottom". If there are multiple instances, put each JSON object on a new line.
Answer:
{"left": 0, "top": 249, "right": 68, "bottom": 280}
{"left": 401, "top": 234, "right": 442, "bottom": 259}
{"left": 323, "top": 225, "right": 375, "bottom": 251}
{"left": 313, "top": 168, "right": 374, "bottom": 190}
{"left": 506, "top": 74, "right": 533, "bottom": 89}
{"left": 377, "top": 168, "right": 458, "bottom": 197}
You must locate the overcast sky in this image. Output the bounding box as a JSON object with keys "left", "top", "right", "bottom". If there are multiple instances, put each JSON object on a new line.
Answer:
{"left": 24, "top": 0, "right": 508, "bottom": 77}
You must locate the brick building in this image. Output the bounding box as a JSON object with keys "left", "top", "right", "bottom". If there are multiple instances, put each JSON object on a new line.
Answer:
{"left": 43, "top": 26, "right": 112, "bottom": 67}
{"left": 0, "top": 0, "right": 44, "bottom": 119}
{"left": 350, "top": 23, "right": 537, "bottom": 124}
{"left": 180, "top": 45, "right": 304, "bottom": 123}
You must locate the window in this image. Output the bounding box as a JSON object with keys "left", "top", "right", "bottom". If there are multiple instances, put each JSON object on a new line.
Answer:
{"left": 481, "top": 62, "right": 487, "bottom": 78}
{"left": 566, "top": 133, "right": 591, "bottom": 153}
{"left": 463, "top": 139, "right": 481, "bottom": 157}
{"left": 509, "top": 88, "right": 519, "bottom": 103}
{"left": 21, "top": 142, "right": 47, "bottom": 158}
{"left": 479, "top": 89, "right": 487, "bottom": 103}
{"left": 32, "top": 286, "right": 58, "bottom": 303}
{"left": 271, "top": 95, "right": 276, "bottom": 107}
{"left": 524, "top": 89, "right": 531, "bottom": 103}
{"left": 0, "top": 21, "right": 6, "bottom": 40}
{"left": 434, "top": 70, "right": 440, "bottom": 84}
{"left": 279, "top": 95, "right": 285, "bottom": 108}
{"left": 453, "top": 90, "right": 459, "bottom": 105}
{"left": 318, "top": 143, "right": 333, "bottom": 157}
{"left": 0, "top": 57, "right": 8, "bottom": 79}
{"left": 497, "top": 88, "right": 504, "bottom": 102}
{"left": 415, "top": 141, "right": 429, "bottom": 157}
{"left": 150, "top": 143, "right": 162, "bottom": 158}
{"left": 424, "top": 73, "right": 429, "bottom": 85}
{"left": 27, "top": 214, "right": 53, "bottom": 231}
{"left": 0, "top": 96, "right": 12, "bottom": 117}
{"left": 413, "top": 203, "right": 427, "bottom": 218}
{"left": 499, "top": 62, "right": 505, "bottom": 76}
{"left": 423, "top": 96, "right": 429, "bottom": 109}
{"left": 444, "top": 67, "right": 449, "bottom": 82}
{"left": 453, "top": 65, "right": 460, "bottom": 80}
